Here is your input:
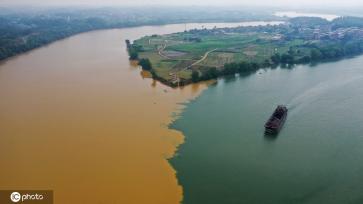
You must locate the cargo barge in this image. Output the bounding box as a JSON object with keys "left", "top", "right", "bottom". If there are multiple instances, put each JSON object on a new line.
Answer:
{"left": 264, "top": 105, "right": 288, "bottom": 134}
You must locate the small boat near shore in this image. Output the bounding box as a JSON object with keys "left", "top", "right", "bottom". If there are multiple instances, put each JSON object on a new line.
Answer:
{"left": 265, "top": 105, "right": 288, "bottom": 134}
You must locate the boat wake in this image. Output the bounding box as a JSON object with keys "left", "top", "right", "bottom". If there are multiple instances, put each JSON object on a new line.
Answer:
{"left": 286, "top": 75, "right": 363, "bottom": 116}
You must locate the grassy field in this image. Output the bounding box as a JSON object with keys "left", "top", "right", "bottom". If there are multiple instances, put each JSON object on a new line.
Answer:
{"left": 132, "top": 29, "right": 306, "bottom": 84}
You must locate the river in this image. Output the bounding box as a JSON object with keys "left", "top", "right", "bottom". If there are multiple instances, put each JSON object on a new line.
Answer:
{"left": 274, "top": 11, "right": 339, "bottom": 21}
{"left": 0, "top": 21, "right": 280, "bottom": 204}
{"left": 171, "top": 57, "right": 363, "bottom": 204}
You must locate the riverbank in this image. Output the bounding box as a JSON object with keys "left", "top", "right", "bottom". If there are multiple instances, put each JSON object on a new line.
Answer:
{"left": 128, "top": 21, "right": 284, "bottom": 87}
{"left": 129, "top": 16, "right": 363, "bottom": 88}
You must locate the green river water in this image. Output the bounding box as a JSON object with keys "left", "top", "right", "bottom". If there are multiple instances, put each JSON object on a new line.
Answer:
{"left": 171, "top": 56, "right": 363, "bottom": 204}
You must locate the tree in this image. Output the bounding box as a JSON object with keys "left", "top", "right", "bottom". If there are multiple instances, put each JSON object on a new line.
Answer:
{"left": 310, "top": 49, "right": 323, "bottom": 61}
{"left": 191, "top": 70, "right": 200, "bottom": 82}
{"left": 223, "top": 63, "right": 238, "bottom": 75}
{"left": 138, "top": 58, "right": 152, "bottom": 71}
{"left": 263, "top": 59, "right": 271, "bottom": 67}
{"left": 238, "top": 61, "right": 252, "bottom": 72}
{"left": 298, "top": 56, "right": 311, "bottom": 63}
{"left": 250, "top": 62, "right": 260, "bottom": 70}
{"left": 280, "top": 53, "right": 294, "bottom": 64}
{"left": 271, "top": 53, "right": 281, "bottom": 64}
{"left": 125, "top": 39, "right": 131, "bottom": 48}
{"left": 202, "top": 67, "right": 219, "bottom": 80}
{"left": 129, "top": 49, "right": 139, "bottom": 60}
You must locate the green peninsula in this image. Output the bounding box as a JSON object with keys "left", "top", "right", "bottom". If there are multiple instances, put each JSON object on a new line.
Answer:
{"left": 129, "top": 16, "right": 363, "bottom": 86}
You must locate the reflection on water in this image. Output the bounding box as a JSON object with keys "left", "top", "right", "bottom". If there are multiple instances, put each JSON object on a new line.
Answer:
{"left": 140, "top": 70, "right": 152, "bottom": 79}
{"left": 263, "top": 133, "right": 279, "bottom": 141}
{"left": 129, "top": 60, "right": 139, "bottom": 69}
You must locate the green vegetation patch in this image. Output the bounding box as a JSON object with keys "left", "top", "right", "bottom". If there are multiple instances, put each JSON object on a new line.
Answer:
{"left": 128, "top": 16, "right": 363, "bottom": 86}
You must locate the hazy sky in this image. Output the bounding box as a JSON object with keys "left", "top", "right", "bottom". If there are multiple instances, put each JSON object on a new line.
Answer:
{"left": 2, "top": 0, "right": 363, "bottom": 7}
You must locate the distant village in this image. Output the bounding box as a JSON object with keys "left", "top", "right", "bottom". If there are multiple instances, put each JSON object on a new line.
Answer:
{"left": 185, "top": 17, "right": 363, "bottom": 43}
{"left": 295, "top": 26, "right": 363, "bottom": 41}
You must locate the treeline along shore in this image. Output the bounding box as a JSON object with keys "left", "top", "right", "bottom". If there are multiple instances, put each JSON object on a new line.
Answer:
{"left": 128, "top": 16, "right": 363, "bottom": 87}
{"left": 0, "top": 6, "right": 281, "bottom": 61}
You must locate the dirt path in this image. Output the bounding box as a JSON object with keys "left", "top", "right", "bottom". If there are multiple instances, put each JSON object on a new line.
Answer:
{"left": 191, "top": 48, "right": 217, "bottom": 67}
{"left": 157, "top": 41, "right": 172, "bottom": 59}
{"left": 181, "top": 48, "right": 218, "bottom": 71}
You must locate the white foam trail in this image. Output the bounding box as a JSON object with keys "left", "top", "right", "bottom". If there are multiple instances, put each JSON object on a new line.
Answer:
{"left": 287, "top": 75, "right": 363, "bottom": 116}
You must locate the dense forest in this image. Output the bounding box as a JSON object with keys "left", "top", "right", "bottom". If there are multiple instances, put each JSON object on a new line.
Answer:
{"left": 0, "top": 6, "right": 281, "bottom": 61}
